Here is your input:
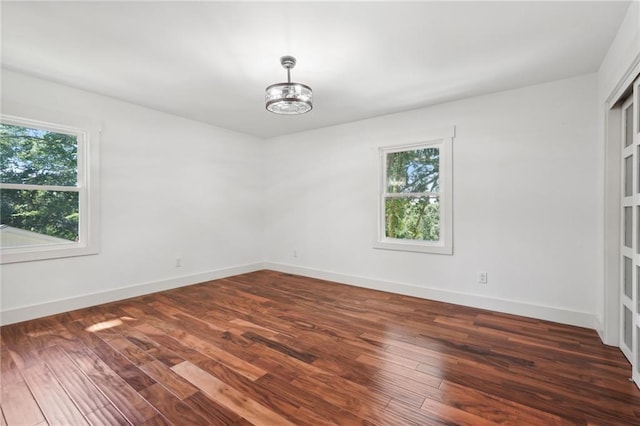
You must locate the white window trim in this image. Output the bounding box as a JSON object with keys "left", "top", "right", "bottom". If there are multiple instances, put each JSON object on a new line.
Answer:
{"left": 374, "top": 128, "right": 454, "bottom": 255}
{"left": 1, "top": 105, "right": 100, "bottom": 264}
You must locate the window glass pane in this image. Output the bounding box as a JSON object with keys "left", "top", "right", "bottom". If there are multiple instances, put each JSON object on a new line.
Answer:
{"left": 625, "top": 207, "right": 633, "bottom": 248}
{"left": 385, "top": 196, "right": 439, "bottom": 241}
{"left": 386, "top": 148, "right": 439, "bottom": 193}
{"left": 625, "top": 256, "right": 633, "bottom": 298}
{"left": 637, "top": 206, "right": 640, "bottom": 253}
{"left": 637, "top": 147, "right": 640, "bottom": 194}
{"left": 637, "top": 266, "right": 640, "bottom": 313}
{"left": 0, "top": 189, "right": 78, "bottom": 248}
{"left": 0, "top": 123, "right": 77, "bottom": 186}
{"left": 624, "top": 306, "right": 632, "bottom": 349}
{"left": 637, "top": 326, "right": 640, "bottom": 373}
{"left": 625, "top": 104, "right": 633, "bottom": 147}
{"left": 625, "top": 155, "right": 633, "bottom": 196}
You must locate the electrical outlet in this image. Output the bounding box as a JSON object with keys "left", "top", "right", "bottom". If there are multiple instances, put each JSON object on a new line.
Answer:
{"left": 477, "top": 271, "right": 488, "bottom": 284}
{"left": 175, "top": 257, "right": 182, "bottom": 268}
{"left": 293, "top": 249, "right": 298, "bottom": 258}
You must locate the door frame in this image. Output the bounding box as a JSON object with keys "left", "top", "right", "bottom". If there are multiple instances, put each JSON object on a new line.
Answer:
{"left": 603, "top": 54, "right": 640, "bottom": 347}
{"left": 597, "top": 54, "right": 640, "bottom": 346}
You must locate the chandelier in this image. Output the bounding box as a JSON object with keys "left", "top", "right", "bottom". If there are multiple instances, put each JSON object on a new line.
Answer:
{"left": 265, "top": 56, "right": 313, "bottom": 115}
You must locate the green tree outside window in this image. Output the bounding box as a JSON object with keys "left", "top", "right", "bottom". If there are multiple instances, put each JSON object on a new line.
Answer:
{"left": 384, "top": 147, "right": 440, "bottom": 241}
{"left": 1, "top": 123, "right": 79, "bottom": 242}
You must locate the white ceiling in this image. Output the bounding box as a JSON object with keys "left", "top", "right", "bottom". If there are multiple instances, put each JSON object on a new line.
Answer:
{"left": 1, "top": 1, "right": 631, "bottom": 138}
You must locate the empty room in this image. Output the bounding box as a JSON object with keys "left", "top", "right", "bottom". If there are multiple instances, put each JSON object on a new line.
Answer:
{"left": 1, "top": 1, "right": 640, "bottom": 425}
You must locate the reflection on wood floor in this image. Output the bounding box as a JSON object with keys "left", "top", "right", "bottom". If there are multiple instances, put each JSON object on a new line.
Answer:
{"left": 1, "top": 270, "right": 639, "bottom": 425}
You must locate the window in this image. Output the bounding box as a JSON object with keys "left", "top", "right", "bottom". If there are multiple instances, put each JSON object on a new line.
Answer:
{"left": 1, "top": 112, "right": 99, "bottom": 263}
{"left": 375, "top": 131, "right": 453, "bottom": 254}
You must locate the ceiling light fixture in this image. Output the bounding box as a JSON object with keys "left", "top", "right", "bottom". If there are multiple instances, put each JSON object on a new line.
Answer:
{"left": 265, "top": 56, "right": 312, "bottom": 115}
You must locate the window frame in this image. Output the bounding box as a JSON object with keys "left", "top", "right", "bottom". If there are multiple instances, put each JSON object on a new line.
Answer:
{"left": 375, "top": 131, "right": 453, "bottom": 255}
{"left": 1, "top": 109, "right": 100, "bottom": 264}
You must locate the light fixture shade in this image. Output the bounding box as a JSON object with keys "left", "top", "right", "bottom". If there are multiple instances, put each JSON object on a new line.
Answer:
{"left": 265, "top": 82, "right": 313, "bottom": 114}
{"left": 266, "top": 56, "right": 313, "bottom": 115}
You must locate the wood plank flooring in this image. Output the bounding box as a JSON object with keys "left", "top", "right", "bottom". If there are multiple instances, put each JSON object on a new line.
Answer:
{"left": 1, "top": 270, "right": 639, "bottom": 425}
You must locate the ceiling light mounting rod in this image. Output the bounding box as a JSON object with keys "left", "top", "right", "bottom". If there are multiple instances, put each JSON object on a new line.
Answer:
{"left": 265, "top": 55, "right": 313, "bottom": 115}
{"left": 281, "top": 55, "right": 295, "bottom": 83}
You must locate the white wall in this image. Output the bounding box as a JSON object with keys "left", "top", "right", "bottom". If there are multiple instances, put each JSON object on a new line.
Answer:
{"left": 598, "top": 1, "right": 640, "bottom": 102}
{"left": 596, "top": 1, "right": 640, "bottom": 343}
{"left": 0, "top": 69, "right": 265, "bottom": 324}
{"left": 3, "top": 26, "right": 629, "bottom": 331}
{"left": 264, "top": 73, "right": 599, "bottom": 328}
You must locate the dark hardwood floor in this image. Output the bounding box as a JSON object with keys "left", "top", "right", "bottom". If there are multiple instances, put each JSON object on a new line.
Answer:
{"left": 1, "top": 270, "right": 639, "bottom": 425}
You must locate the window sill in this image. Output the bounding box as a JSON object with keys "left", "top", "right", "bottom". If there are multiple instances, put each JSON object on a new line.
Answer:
{"left": 374, "top": 240, "right": 452, "bottom": 255}
{"left": 1, "top": 243, "right": 99, "bottom": 264}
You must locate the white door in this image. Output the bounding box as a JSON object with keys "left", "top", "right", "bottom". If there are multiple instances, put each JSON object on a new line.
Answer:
{"left": 620, "top": 77, "right": 640, "bottom": 388}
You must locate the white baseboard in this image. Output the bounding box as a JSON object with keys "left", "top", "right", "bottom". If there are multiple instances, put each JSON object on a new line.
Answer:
{"left": 595, "top": 316, "right": 619, "bottom": 347}
{"left": 595, "top": 318, "right": 604, "bottom": 340}
{"left": 0, "top": 262, "right": 264, "bottom": 326}
{"left": 2, "top": 261, "right": 598, "bottom": 331}
{"left": 264, "top": 262, "right": 597, "bottom": 330}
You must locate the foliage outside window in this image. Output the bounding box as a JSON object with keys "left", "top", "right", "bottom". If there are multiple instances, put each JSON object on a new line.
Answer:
{"left": 1, "top": 114, "right": 99, "bottom": 263}
{"left": 376, "top": 135, "right": 453, "bottom": 254}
